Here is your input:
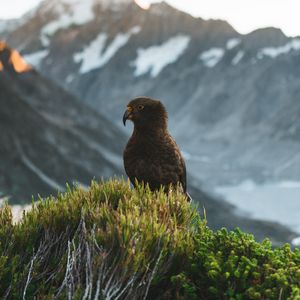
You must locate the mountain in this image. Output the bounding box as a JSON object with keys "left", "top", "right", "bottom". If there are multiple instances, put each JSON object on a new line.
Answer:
{"left": 0, "top": 37, "right": 297, "bottom": 245}
{"left": 0, "top": 42, "right": 126, "bottom": 203}
{"left": 3, "top": 0, "right": 300, "bottom": 189}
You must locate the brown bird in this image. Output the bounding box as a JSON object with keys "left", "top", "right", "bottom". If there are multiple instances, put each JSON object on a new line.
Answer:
{"left": 123, "top": 97, "right": 191, "bottom": 201}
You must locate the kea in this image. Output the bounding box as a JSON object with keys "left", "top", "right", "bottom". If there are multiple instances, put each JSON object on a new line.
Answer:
{"left": 123, "top": 97, "right": 191, "bottom": 201}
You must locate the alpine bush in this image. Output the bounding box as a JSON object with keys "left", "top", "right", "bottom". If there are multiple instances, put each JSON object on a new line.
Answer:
{"left": 0, "top": 179, "right": 299, "bottom": 299}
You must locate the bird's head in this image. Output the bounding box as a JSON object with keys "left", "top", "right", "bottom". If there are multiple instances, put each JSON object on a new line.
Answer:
{"left": 123, "top": 97, "right": 168, "bottom": 130}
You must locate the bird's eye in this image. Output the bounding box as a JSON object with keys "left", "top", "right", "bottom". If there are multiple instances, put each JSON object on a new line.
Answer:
{"left": 138, "top": 105, "right": 144, "bottom": 111}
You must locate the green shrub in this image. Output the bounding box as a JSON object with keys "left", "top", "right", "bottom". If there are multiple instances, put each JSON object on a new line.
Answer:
{"left": 0, "top": 179, "right": 299, "bottom": 299}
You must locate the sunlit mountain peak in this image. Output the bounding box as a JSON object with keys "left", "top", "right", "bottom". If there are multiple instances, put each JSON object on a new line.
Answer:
{"left": 0, "top": 41, "right": 31, "bottom": 73}
{"left": 134, "top": 0, "right": 151, "bottom": 9}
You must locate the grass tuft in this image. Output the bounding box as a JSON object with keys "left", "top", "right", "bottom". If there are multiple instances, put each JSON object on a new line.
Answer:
{"left": 0, "top": 179, "right": 300, "bottom": 299}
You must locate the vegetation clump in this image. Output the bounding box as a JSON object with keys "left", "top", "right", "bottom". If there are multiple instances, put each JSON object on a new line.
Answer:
{"left": 0, "top": 179, "right": 300, "bottom": 299}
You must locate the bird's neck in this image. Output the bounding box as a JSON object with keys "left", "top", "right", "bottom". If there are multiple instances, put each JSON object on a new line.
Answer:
{"left": 133, "top": 125, "right": 168, "bottom": 140}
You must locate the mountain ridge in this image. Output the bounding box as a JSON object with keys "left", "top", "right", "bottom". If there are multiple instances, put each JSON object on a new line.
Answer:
{"left": 0, "top": 42, "right": 126, "bottom": 202}
{"left": 2, "top": 0, "right": 300, "bottom": 187}
{"left": 0, "top": 37, "right": 298, "bottom": 245}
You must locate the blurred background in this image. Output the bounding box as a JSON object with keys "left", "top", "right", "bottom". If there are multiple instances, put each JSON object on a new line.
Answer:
{"left": 1, "top": 0, "right": 300, "bottom": 246}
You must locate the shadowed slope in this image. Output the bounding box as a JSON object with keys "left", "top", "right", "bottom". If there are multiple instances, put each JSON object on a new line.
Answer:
{"left": 0, "top": 49, "right": 126, "bottom": 202}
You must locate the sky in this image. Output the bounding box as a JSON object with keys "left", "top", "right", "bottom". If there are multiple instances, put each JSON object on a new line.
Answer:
{"left": 0, "top": 0, "right": 41, "bottom": 19}
{"left": 0, "top": 0, "right": 300, "bottom": 37}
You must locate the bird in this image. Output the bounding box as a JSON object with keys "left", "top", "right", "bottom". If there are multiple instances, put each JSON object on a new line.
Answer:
{"left": 123, "top": 96, "right": 191, "bottom": 202}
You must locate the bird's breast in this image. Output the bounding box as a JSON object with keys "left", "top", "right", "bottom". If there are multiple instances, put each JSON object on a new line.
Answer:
{"left": 124, "top": 133, "right": 179, "bottom": 165}
{"left": 124, "top": 137, "right": 157, "bottom": 161}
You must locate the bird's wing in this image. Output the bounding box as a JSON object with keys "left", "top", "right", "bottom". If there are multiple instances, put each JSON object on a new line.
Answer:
{"left": 125, "top": 158, "right": 161, "bottom": 190}
{"left": 126, "top": 156, "right": 183, "bottom": 191}
{"left": 168, "top": 135, "right": 187, "bottom": 192}
{"left": 179, "top": 154, "right": 187, "bottom": 193}
{"left": 124, "top": 134, "right": 188, "bottom": 193}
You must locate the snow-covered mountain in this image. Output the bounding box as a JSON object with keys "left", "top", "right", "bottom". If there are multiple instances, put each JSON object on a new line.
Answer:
{"left": 3, "top": 0, "right": 300, "bottom": 188}
{"left": 1, "top": 6, "right": 299, "bottom": 244}
{"left": 0, "top": 41, "right": 126, "bottom": 203}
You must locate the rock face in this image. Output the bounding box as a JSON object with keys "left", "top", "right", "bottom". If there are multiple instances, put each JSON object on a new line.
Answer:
{"left": 0, "top": 42, "right": 126, "bottom": 203}
{"left": 3, "top": 0, "right": 300, "bottom": 188}
{"left": 0, "top": 11, "right": 298, "bottom": 244}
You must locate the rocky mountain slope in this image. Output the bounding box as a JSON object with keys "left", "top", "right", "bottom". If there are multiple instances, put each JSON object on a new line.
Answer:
{"left": 0, "top": 18, "right": 297, "bottom": 244}
{"left": 2, "top": 0, "right": 300, "bottom": 188}
{"left": 0, "top": 42, "right": 126, "bottom": 203}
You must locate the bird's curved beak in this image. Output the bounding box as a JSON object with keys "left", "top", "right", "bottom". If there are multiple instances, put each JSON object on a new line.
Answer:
{"left": 123, "top": 106, "right": 133, "bottom": 126}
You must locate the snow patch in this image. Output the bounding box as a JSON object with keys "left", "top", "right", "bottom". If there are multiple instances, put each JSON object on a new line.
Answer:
{"left": 292, "top": 237, "right": 300, "bottom": 247}
{"left": 278, "top": 181, "right": 300, "bottom": 189}
{"left": 232, "top": 50, "right": 244, "bottom": 65}
{"left": 74, "top": 33, "right": 107, "bottom": 73}
{"left": 226, "top": 38, "right": 241, "bottom": 50}
{"left": 215, "top": 180, "right": 300, "bottom": 234}
{"left": 200, "top": 48, "right": 225, "bottom": 68}
{"left": 11, "top": 205, "right": 32, "bottom": 224}
{"left": 0, "top": 200, "right": 31, "bottom": 224}
{"left": 132, "top": 35, "right": 190, "bottom": 77}
{"left": 258, "top": 39, "right": 300, "bottom": 59}
{"left": 74, "top": 26, "right": 141, "bottom": 74}
{"left": 40, "top": 0, "right": 95, "bottom": 46}
{"left": 23, "top": 50, "right": 49, "bottom": 67}
{"left": 0, "top": 196, "right": 7, "bottom": 206}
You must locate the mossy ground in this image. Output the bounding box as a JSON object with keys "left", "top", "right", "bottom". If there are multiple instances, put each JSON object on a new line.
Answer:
{"left": 0, "top": 179, "right": 300, "bottom": 299}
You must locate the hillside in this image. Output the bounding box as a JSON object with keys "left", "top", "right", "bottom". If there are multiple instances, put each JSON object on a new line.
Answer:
{"left": 0, "top": 42, "right": 126, "bottom": 203}
{"left": 0, "top": 41, "right": 296, "bottom": 246}
{"left": 2, "top": 0, "right": 300, "bottom": 186}
{"left": 0, "top": 180, "right": 300, "bottom": 299}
